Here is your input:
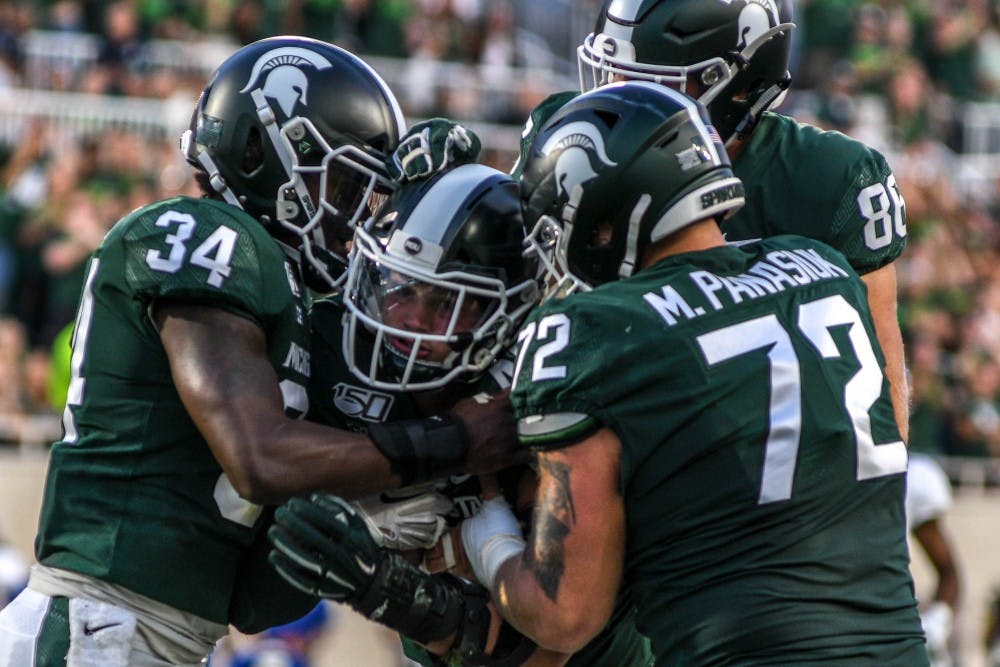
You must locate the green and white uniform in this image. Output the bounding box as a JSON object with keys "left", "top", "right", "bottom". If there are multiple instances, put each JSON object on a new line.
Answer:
{"left": 726, "top": 112, "right": 906, "bottom": 274}
{"left": 309, "top": 298, "right": 653, "bottom": 666}
{"left": 308, "top": 296, "right": 498, "bottom": 527}
{"left": 8, "top": 196, "right": 315, "bottom": 664}
{"left": 516, "top": 95, "right": 907, "bottom": 276}
{"left": 511, "top": 236, "right": 925, "bottom": 666}
{"left": 512, "top": 93, "right": 908, "bottom": 667}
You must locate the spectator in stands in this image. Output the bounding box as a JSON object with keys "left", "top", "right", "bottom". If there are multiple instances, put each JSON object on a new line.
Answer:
{"left": 92, "top": 0, "right": 144, "bottom": 96}
{"left": 38, "top": 186, "right": 110, "bottom": 339}
{"left": 951, "top": 353, "right": 1000, "bottom": 459}
{"left": 0, "top": 315, "right": 58, "bottom": 445}
{"left": 795, "top": 0, "right": 855, "bottom": 89}
{"left": 229, "top": 0, "right": 268, "bottom": 46}
{"left": 476, "top": 1, "right": 523, "bottom": 124}
{"left": 922, "top": 0, "right": 988, "bottom": 101}
{"left": 850, "top": 3, "right": 892, "bottom": 92}
{"left": 886, "top": 57, "right": 946, "bottom": 148}
{"left": 813, "top": 59, "right": 860, "bottom": 133}
{"left": 333, "top": 0, "right": 411, "bottom": 59}
{"left": 975, "top": 1, "right": 1000, "bottom": 99}
{"left": 908, "top": 335, "right": 959, "bottom": 458}
{"left": 0, "top": 316, "right": 29, "bottom": 416}
{"left": 0, "top": 2, "right": 29, "bottom": 88}
{"left": 400, "top": 7, "right": 453, "bottom": 116}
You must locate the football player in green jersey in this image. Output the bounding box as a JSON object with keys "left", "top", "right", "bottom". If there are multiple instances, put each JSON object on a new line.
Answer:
{"left": 275, "top": 83, "right": 928, "bottom": 665}
{"left": 515, "top": 0, "right": 910, "bottom": 446}
{"left": 269, "top": 164, "right": 652, "bottom": 666}
{"left": 0, "top": 37, "right": 519, "bottom": 667}
{"left": 283, "top": 162, "right": 552, "bottom": 666}
{"left": 463, "top": 81, "right": 926, "bottom": 665}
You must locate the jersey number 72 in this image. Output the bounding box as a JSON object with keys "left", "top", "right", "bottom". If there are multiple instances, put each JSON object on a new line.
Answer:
{"left": 696, "top": 294, "right": 907, "bottom": 504}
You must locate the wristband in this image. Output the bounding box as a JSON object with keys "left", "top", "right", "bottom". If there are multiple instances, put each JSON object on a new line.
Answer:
{"left": 367, "top": 413, "right": 470, "bottom": 486}
{"left": 478, "top": 534, "right": 525, "bottom": 592}
{"left": 461, "top": 497, "right": 525, "bottom": 590}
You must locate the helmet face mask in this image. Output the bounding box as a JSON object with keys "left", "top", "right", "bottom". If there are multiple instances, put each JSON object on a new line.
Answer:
{"left": 578, "top": 0, "right": 795, "bottom": 144}
{"left": 343, "top": 164, "right": 539, "bottom": 391}
{"left": 520, "top": 82, "right": 745, "bottom": 296}
{"left": 523, "top": 213, "right": 588, "bottom": 299}
{"left": 182, "top": 36, "right": 406, "bottom": 292}
{"left": 272, "top": 116, "right": 391, "bottom": 290}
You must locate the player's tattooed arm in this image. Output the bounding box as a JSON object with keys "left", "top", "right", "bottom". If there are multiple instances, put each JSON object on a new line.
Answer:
{"left": 526, "top": 456, "right": 576, "bottom": 601}
{"left": 491, "top": 429, "right": 625, "bottom": 653}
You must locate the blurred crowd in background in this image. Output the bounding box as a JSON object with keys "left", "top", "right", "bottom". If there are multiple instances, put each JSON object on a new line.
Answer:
{"left": 2, "top": 2, "right": 1000, "bottom": 665}
{"left": 2, "top": 1, "right": 1000, "bottom": 475}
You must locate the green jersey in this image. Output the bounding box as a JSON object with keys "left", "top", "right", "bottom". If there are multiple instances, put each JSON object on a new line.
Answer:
{"left": 308, "top": 297, "right": 652, "bottom": 667}
{"left": 511, "top": 236, "right": 926, "bottom": 665}
{"left": 35, "top": 196, "right": 315, "bottom": 630}
{"left": 516, "top": 95, "right": 906, "bottom": 276}
{"left": 726, "top": 112, "right": 906, "bottom": 275}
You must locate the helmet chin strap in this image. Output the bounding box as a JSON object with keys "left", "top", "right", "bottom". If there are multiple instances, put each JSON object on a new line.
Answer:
{"left": 727, "top": 77, "right": 790, "bottom": 147}
{"left": 250, "top": 89, "right": 296, "bottom": 176}
{"left": 274, "top": 238, "right": 304, "bottom": 267}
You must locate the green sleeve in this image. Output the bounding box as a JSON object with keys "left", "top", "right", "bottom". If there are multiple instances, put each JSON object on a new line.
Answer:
{"left": 510, "top": 300, "right": 607, "bottom": 451}
{"left": 119, "top": 197, "right": 292, "bottom": 326}
{"left": 729, "top": 114, "right": 907, "bottom": 275}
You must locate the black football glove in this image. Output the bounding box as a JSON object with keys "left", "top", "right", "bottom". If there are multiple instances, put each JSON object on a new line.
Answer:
{"left": 269, "top": 492, "right": 472, "bottom": 646}
{"left": 268, "top": 493, "right": 381, "bottom": 602}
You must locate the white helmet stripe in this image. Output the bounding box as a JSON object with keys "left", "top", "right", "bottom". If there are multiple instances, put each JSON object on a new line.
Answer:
{"left": 607, "top": 0, "right": 645, "bottom": 22}
{"left": 398, "top": 163, "right": 502, "bottom": 246}
{"left": 650, "top": 177, "right": 745, "bottom": 242}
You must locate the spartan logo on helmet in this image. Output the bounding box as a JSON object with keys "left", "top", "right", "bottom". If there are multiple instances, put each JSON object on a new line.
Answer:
{"left": 239, "top": 47, "right": 334, "bottom": 118}
{"left": 538, "top": 121, "right": 617, "bottom": 202}
{"left": 737, "top": 0, "right": 782, "bottom": 54}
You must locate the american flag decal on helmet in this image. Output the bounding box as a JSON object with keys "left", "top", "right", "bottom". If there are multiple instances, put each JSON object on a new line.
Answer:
{"left": 706, "top": 124, "right": 723, "bottom": 146}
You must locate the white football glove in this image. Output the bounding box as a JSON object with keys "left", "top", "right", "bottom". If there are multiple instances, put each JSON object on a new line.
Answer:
{"left": 461, "top": 496, "right": 525, "bottom": 590}
{"left": 920, "top": 601, "right": 954, "bottom": 667}
{"left": 352, "top": 491, "right": 453, "bottom": 551}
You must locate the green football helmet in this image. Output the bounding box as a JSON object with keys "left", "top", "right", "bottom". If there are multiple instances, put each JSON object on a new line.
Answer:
{"left": 181, "top": 36, "right": 406, "bottom": 291}
{"left": 578, "top": 0, "right": 795, "bottom": 145}
{"left": 343, "top": 163, "right": 539, "bottom": 391}
{"left": 520, "top": 81, "right": 744, "bottom": 295}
